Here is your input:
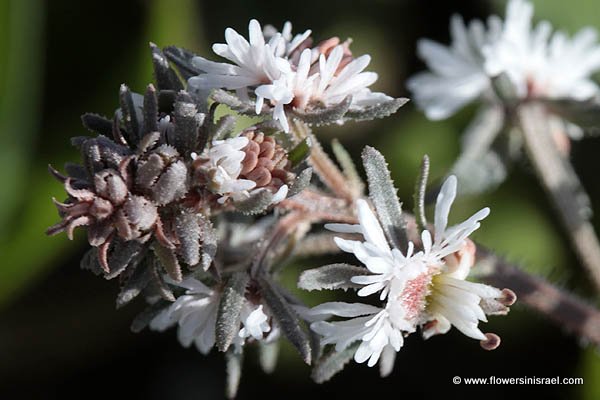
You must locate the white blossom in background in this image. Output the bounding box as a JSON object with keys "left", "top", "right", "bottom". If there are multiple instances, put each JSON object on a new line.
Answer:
{"left": 188, "top": 19, "right": 393, "bottom": 132}
{"left": 150, "top": 277, "right": 278, "bottom": 354}
{"left": 309, "top": 176, "right": 513, "bottom": 366}
{"left": 406, "top": 14, "right": 502, "bottom": 120}
{"left": 408, "top": 0, "right": 600, "bottom": 123}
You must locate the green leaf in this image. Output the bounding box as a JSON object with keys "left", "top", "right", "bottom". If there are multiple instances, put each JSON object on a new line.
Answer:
{"left": 216, "top": 272, "right": 249, "bottom": 352}
{"left": 259, "top": 277, "right": 312, "bottom": 365}
{"left": 173, "top": 92, "right": 204, "bottom": 156}
{"left": 311, "top": 342, "right": 360, "bottom": 383}
{"left": 287, "top": 138, "right": 311, "bottom": 168}
{"left": 361, "top": 146, "right": 407, "bottom": 250}
{"left": 298, "top": 264, "right": 368, "bottom": 291}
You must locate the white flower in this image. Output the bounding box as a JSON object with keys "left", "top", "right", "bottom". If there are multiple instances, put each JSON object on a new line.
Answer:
{"left": 309, "top": 302, "right": 409, "bottom": 367}
{"left": 407, "top": 14, "right": 502, "bottom": 120}
{"left": 195, "top": 136, "right": 256, "bottom": 203}
{"left": 150, "top": 278, "right": 220, "bottom": 354}
{"left": 485, "top": 0, "right": 600, "bottom": 101}
{"left": 150, "top": 277, "right": 280, "bottom": 354}
{"left": 424, "top": 175, "right": 490, "bottom": 262}
{"left": 238, "top": 303, "right": 271, "bottom": 341}
{"left": 189, "top": 19, "right": 287, "bottom": 96}
{"left": 325, "top": 199, "right": 427, "bottom": 300}
{"left": 409, "top": 0, "right": 600, "bottom": 121}
{"left": 309, "top": 176, "right": 511, "bottom": 366}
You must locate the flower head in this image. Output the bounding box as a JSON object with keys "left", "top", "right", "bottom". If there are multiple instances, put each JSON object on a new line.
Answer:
{"left": 188, "top": 19, "right": 394, "bottom": 131}
{"left": 409, "top": 0, "right": 600, "bottom": 121}
{"left": 309, "top": 176, "right": 512, "bottom": 367}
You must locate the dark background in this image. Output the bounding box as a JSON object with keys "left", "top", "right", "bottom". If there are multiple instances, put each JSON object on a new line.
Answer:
{"left": 1, "top": 0, "right": 599, "bottom": 399}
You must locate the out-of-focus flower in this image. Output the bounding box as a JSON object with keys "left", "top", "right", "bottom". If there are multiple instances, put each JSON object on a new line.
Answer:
{"left": 409, "top": 0, "right": 600, "bottom": 123}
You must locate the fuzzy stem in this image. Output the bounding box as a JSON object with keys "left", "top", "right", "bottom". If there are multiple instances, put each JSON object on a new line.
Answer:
{"left": 477, "top": 246, "right": 600, "bottom": 346}
{"left": 518, "top": 104, "right": 600, "bottom": 292}
{"left": 291, "top": 120, "right": 357, "bottom": 202}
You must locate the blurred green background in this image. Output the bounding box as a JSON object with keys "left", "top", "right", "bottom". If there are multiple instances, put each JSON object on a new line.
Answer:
{"left": 1, "top": 0, "right": 600, "bottom": 399}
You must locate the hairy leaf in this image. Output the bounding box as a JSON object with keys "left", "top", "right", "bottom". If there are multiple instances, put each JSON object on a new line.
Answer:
{"left": 343, "top": 97, "right": 409, "bottom": 122}
{"left": 311, "top": 342, "right": 360, "bottom": 383}
{"left": 291, "top": 96, "right": 352, "bottom": 126}
{"left": 234, "top": 189, "right": 273, "bottom": 215}
{"left": 212, "top": 89, "right": 256, "bottom": 115}
{"left": 173, "top": 94, "right": 204, "bottom": 155}
{"left": 80, "top": 248, "right": 104, "bottom": 276}
{"left": 119, "top": 84, "right": 142, "bottom": 146}
{"left": 198, "top": 215, "right": 217, "bottom": 271}
{"left": 216, "top": 272, "right": 249, "bottom": 352}
{"left": 287, "top": 167, "right": 312, "bottom": 198}
{"left": 116, "top": 258, "right": 153, "bottom": 308}
{"left": 163, "top": 45, "right": 200, "bottom": 80}
{"left": 150, "top": 42, "right": 184, "bottom": 91}
{"left": 361, "top": 146, "right": 407, "bottom": 250}
{"left": 298, "top": 263, "right": 368, "bottom": 291}
{"left": 149, "top": 257, "right": 175, "bottom": 301}
{"left": 104, "top": 240, "right": 145, "bottom": 280}
{"left": 81, "top": 113, "right": 113, "bottom": 136}
{"left": 259, "top": 277, "right": 311, "bottom": 364}
{"left": 152, "top": 242, "right": 182, "bottom": 282}
{"left": 174, "top": 209, "right": 201, "bottom": 267}
{"left": 225, "top": 348, "right": 243, "bottom": 399}
{"left": 142, "top": 84, "right": 159, "bottom": 135}
{"left": 130, "top": 300, "right": 170, "bottom": 333}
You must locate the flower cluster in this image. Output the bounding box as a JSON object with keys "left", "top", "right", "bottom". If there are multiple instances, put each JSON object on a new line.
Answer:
{"left": 408, "top": 0, "right": 600, "bottom": 124}
{"left": 302, "top": 176, "right": 515, "bottom": 367}
{"left": 188, "top": 19, "right": 406, "bottom": 131}
{"left": 45, "top": 17, "right": 516, "bottom": 398}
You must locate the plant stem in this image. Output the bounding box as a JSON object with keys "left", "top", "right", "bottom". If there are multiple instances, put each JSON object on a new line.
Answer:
{"left": 518, "top": 104, "right": 600, "bottom": 292}
{"left": 477, "top": 246, "right": 600, "bottom": 346}
{"left": 291, "top": 120, "right": 357, "bottom": 202}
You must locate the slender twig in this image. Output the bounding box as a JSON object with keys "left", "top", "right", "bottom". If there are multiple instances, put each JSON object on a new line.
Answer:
{"left": 291, "top": 120, "right": 357, "bottom": 202}
{"left": 518, "top": 104, "right": 600, "bottom": 292}
{"left": 477, "top": 246, "right": 600, "bottom": 346}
